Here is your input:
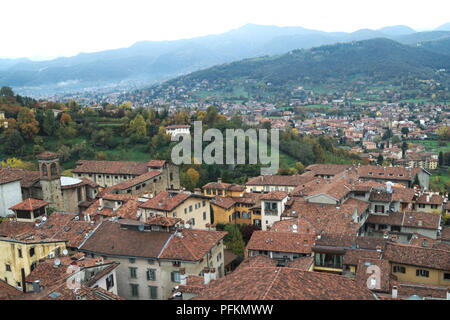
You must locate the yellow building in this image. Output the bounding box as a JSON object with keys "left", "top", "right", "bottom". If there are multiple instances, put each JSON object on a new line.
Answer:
{"left": 138, "top": 191, "right": 212, "bottom": 230}
{"left": 384, "top": 243, "right": 450, "bottom": 287}
{"left": 0, "top": 213, "right": 98, "bottom": 291}
{"left": 209, "top": 193, "right": 262, "bottom": 227}
{"left": 202, "top": 180, "right": 245, "bottom": 198}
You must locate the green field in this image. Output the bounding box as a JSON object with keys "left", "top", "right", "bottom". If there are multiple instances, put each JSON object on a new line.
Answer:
{"left": 407, "top": 139, "right": 450, "bottom": 153}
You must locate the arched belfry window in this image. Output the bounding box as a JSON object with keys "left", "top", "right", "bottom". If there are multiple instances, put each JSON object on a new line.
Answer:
{"left": 50, "top": 163, "right": 58, "bottom": 176}
{"left": 42, "top": 163, "right": 48, "bottom": 177}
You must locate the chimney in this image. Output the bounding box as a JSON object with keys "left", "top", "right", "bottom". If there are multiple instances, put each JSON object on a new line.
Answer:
{"left": 98, "top": 198, "right": 104, "bottom": 209}
{"left": 392, "top": 286, "right": 398, "bottom": 299}
{"left": 179, "top": 268, "right": 187, "bottom": 285}
{"left": 210, "top": 268, "right": 216, "bottom": 281}
{"left": 217, "top": 178, "right": 222, "bottom": 184}
{"left": 32, "top": 280, "right": 41, "bottom": 293}
{"left": 203, "top": 267, "right": 211, "bottom": 285}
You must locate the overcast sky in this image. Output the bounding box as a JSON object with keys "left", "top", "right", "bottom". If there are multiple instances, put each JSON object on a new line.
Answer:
{"left": 1, "top": 0, "right": 449, "bottom": 60}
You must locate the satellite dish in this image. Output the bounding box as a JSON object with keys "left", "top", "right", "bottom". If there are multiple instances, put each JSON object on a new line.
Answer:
{"left": 62, "top": 249, "right": 69, "bottom": 256}
{"left": 138, "top": 224, "right": 145, "bottom": 232}
{"left": 292, "top": 225, "right": 298, "bottom": 230}
{"left": 42, "top": 216, "right": 47, "bottom": 222}
{"left": 54, "top": 259, "right": 61, "bottom": 267}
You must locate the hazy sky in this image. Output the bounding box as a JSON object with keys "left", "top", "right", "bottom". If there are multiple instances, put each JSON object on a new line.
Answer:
{"left": 1, "top": 0, "right": 449, "bottom": 59}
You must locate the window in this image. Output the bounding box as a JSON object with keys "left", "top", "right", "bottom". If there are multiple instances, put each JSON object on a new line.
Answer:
{"left": 129, "top": 267, "right": 137, "bottom": 278}
{"left": 184, "top": 208, "right": 187, "bottom": 214}
{"left": 203, "top": 212, "right": 207, "bottom": 220}
{"left": 171, "top": 271, "right": 181, "bottom": 283}
{"left": 172, "top": 261, "right": 181, "bottom": 267}
{"left": 106, "top": 274, "right": 114, "bottom": 290}
{"left": 416, "top": 269, "right": 429, "bottom": 278}
{"left": 191, "top": 218, "right": 195, "bottom": 226}
{"left": 217, "top": 252, "right": 222, "bottom": 262}
{"left": 202, "top": 200, "right": 206, "bottom": 207}
{"left": 393, "top": 266, "right": 406, "bottom": 274}
{"left": 147, "top": 269, "right": 156, "bottom": 281}
{"left": 5, "top": 264, "right": 11, "bottom": 272}
{"left": 18, "top": 248, "right": 22, "bottom": 258}
{"left": 444, "top": 273, "right": 450, "bottom": 281}
{"left": 129, "top": 258, "right": 136, "bottom": 264}
{"left": 130, "top": 284, "right": 139, "bottom": 297}
{"left": 418, "top": 204, "right": 425, "bottom": 209}
{"left": 148, "top": 259, "right": 155, "bottom": 265}
{"left": 149, "top": 286, "right": 158, "bottom": 299}
{"left": 29, "top": 247, "right": 35, "bottom": 257}
{"left": 374, "top": 205, "right": 385, "bottom": 214}
{"left": 189, "top": 205, "right": 193, "bottom": 212}
{"left": 431, "top": 204, "right": 438, "bottom": 209}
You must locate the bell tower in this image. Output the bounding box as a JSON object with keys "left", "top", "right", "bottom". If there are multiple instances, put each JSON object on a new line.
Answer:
{"left": 37, "top": 152, "right": 63, "bottom": 211}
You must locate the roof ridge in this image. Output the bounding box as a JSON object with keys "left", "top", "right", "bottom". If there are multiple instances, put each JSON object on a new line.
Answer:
{"left": 260, "top": 267, "right": 282, "bottom": 300}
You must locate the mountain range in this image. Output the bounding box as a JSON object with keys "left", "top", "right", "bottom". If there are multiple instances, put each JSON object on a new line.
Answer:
{"left": 1, "top": 23, "right": 450, "bottom": 96}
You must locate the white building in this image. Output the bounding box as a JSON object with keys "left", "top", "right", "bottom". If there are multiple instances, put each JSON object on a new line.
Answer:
{"left": 0, "top": 174, "right": 23, "bottom": 217}
{"left": 260, "top": 191, "right": 289, "bottom": 231}
{"left": 165, "top": 125, "right": 190, "bottom": 137}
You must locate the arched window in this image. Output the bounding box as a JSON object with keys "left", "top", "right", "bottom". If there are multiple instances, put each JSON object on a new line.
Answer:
{"left": 50, "top": 163, "right": 58, "bottom": 176}
{"left": 42, "top": 163, "right": 48, "bottom": 177}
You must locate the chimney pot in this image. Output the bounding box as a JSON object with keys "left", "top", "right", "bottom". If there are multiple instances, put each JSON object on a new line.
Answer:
{"left": 392, "top": 286, "right": 398, "bottom": 299}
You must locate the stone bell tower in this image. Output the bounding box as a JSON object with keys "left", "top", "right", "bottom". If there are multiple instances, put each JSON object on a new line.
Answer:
{"left": 37, "top": 152, "right": 63, "bottom": 211}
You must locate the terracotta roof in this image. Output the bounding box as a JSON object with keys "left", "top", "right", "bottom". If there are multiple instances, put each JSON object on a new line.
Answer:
{"left": 109, "top": 170, "right": 161, "bottom": 191}
{"left": 0, "top": 168, "right": 23, "bottom": 185}
{"left": 211, "top": 196, "right": 237, "bottom": 210}
{"left": 440, "top": 227, "right": 450, "bottom": 242}
{"left": 391, "top": 187, "right": 416, "bottom": 203}
{"left": 343, "top": 249, "right": 382, "bottom": 266}
{"left": 84, "top": 198, "right": 141, "bottom": 220}
{"left": 25, "top": 256, "right": 104, "bottom": 287}
{"left": 223, "top": 249, "right": 238, "bottom": 266}
{"left": 261, "top": 191, "right": 288, "bottom": 201}
{"left": 383, "top": 242, "right": 450, "bottom": 271}
{"left": 235, "top": 255, "right": 278, "bottom": 271}
{"left": 355, "top": 258, "right": 391, "bottom": 293}
{"left": 0, "top": 168, "right": 42, "bottom": 189}
{"left": 192, "top": 267, "right": 375, "bottom": 300}
{"left": 366, "top": 211, "right": 441, "bottom": 230}
{"left": 246, "top": 231, "right": 315, "bottom": 255}
{"left": 369, "top": 190, "right": 393, "bottom": 202}
{"left": 202, "top": 181, "right": 232, "bottom": 190}
{"left": 139, "top": 191, "right": 191, "bottom": 212}
{"left": 0, "top": 213, "right": 98, "bottom": 248}
{"left": 72, "top": 160, "right": 149, "bottom": 175}
{"left": 159, "top": 229, "right": 227, "bottom": 261}
{"left": 271, "top": 217, "right": 316, "bottom": 234}
{"left": 305, "top": 164, "right": 352, "bottom": 176}
{"left": 286, "top": 256, "right": 314, "bottom": 270}
{"left": 0, "top": 280, "right": 22, "bottom": 299}
{"left": 246, "top": 174, "right": 315, "bottom": 187}
{"left": 147, "top": 160, "right": 166, "bottom": 168}
{"left": 282, "top": 199, "right": 364, "bottom": 235}
{"left": 36, "top": 152, "right": 60, "bottom": 160}
{"left": 416, "top": 194, "right": 444, "bottom": 205}
{"left": 357, "top": 165, "right": 418, "bottom": 181}
{"left": 9, "top": 198, "right": 49, "bottom": 211}
{"left": 0, "top": 220, "right": 35, "bottom": 237}
{"left": 80, "top": 221, "right": 172, "bottom": 258}
{"left": 145, "top": 215, "right": 181, "bottom": 227}
{"left": 395, "top": 282, "right": 450, "bottom": 300}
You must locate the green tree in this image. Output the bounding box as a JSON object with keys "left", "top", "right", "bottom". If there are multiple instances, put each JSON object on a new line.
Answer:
{"left": 377, "top": 154, "right": 384, "bottom": 165}
{"left": 0, "top": 86, "right": 14, "bottom": 97}
{"left": 17, "top": 108, "right": 39, "bottom": 140}
{"left": 128, "top": 114, "right": 147, "bottom": 137}
{"left": 0, "top": 130, "right": 25, "bottom": 155}
{"left": 43, "top": 109, "right": 57, "bottom": 136}
{"left": 312, "top": 143, "right": 325, "bottom": 163}
{"left": 223, "top": 224, "right": 245, "bottom": 257}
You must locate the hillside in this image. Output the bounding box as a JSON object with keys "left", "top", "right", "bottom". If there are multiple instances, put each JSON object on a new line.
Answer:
{"left": 3, "top": 24, "right": 450, "bottom": 97}
{"left": 169, "top": 38, "right": 450, "bottom": 85}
